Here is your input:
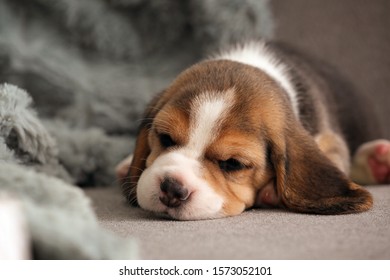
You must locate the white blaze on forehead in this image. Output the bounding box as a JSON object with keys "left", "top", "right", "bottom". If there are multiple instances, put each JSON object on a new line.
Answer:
{"left": 186, "top": 90, "right": 235, "bottom": 157}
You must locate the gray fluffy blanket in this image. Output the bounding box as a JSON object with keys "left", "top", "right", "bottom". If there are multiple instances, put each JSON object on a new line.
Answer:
{"left": 0, "top": 0, "right": 273, "bottom": 259}
{"left": 0, "top": 84, "right": 137, "bottom": 259}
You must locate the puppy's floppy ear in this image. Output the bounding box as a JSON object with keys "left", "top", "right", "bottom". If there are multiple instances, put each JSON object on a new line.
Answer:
{"left": 122, "top": 91, "right": 168, "bottom": 206}
{"left": 268, "top": 119, "right": 373, "bottom": 214}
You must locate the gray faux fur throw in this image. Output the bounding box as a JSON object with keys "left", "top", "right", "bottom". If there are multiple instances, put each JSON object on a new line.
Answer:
{"left": 0, "top": 84, "right": 137, "bottom": 259}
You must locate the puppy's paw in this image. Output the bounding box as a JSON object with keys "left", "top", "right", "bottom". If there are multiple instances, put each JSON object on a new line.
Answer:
{"left": 254, "top": 180, "right": 281, "bottom": 208}
{"left": 351, "top": 140, "right": 390, "bottom": 185}
{"left": 367, "top": 142, "right": 390, "bottom": 183}
{"left": 115, "top": 154, "right": 133, "bottom": 182}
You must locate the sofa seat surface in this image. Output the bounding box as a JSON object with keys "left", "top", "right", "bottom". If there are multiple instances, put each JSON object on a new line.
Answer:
{"left": 84, "top": 185, "right": 390, "bottom": 260}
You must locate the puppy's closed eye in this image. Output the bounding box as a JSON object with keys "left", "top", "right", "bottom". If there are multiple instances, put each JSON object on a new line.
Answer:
{"left": 158, "top": 133, "right": 177, "bottom": 149}
{"left": 218, "top": 158, "right": 247, "bottom": 172}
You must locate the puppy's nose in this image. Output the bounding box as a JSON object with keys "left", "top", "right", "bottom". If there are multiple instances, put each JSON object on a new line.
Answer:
{"left": 159, "top": 177, "right": 189, "bottom": 208}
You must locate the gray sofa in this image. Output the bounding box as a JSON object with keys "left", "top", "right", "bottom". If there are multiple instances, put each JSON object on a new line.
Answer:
{"left": 87, "top": 0, "right": 390, "bottom": 259}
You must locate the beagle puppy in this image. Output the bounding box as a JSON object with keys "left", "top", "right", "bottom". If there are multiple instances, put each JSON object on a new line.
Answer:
{"left": 117, "top": 41, "right": 387, "bottom": 220}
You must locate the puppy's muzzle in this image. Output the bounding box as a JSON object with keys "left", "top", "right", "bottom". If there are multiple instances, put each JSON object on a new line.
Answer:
{"left": 159, "top": 177, "right": 190, "bottom": 208}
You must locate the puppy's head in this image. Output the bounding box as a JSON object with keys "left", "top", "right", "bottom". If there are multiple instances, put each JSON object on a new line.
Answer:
{"left": 123, "top": 60, "right": 372, "bottom": 220}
